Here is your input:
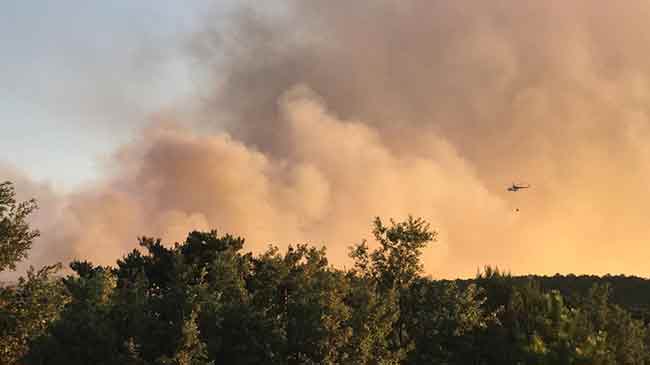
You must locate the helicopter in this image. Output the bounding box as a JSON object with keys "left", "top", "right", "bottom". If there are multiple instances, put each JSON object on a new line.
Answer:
{"left": 507, "top": 183, "right": 530, "bottom": 192}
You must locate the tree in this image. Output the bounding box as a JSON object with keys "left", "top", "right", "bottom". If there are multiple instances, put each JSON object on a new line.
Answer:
{"left": 24, "top": 263, "right": 126, "bottom": 365}
{"left": 0, "top": 181, "right": 39, "bottom": 272}
{"left": 13, "top": 212, "right": 650, "bottom": 364}
{"left": 345, "top": 241, "right": 401, "bottom": 364}
{"left": 574, "top": 284, "right": 650, "bottom": 365}
{"left": 158, "top": 310, "right": 211, "bottom": 365}
{"left": 281, "top": 245, "right": 352, "bottom": 365}
{"left": 369, "top": 216, "right": 436, "bottom": 292}
{"left": 0, "top": 181, "right": 67, "bottom": 364}
{"left": 349, "top": 216, "right": 437, "bottom": 360}
{"left": 0, "top": 264, "right": 67, "bottom": 364}
{"left": 404, "top": 280, "right": 493, "bottom": 364}
{"left": 113, "top": 236, "right": 215, "bottom": 363}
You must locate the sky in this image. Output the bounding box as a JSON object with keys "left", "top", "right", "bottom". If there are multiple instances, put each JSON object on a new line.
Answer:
{"left": 4, "top": 1, "right": 650, "bottom": 280}
{"left": 0, "top": 1, "right": 231, "bottom": 190}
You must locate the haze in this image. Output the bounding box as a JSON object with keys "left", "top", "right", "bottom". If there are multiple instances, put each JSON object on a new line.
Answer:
{"left": 3, "top": 0, "right": 650, "bottom": 279}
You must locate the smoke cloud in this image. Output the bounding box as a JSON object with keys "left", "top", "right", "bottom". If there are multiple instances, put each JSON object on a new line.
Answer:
{"left": 7, "top": 0, "right": 650, "bottom": 278}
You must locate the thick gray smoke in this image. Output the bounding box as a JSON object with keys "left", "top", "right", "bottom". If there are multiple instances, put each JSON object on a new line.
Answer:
{"left": 7, "top": 0, "right": 650, "bottom": 278}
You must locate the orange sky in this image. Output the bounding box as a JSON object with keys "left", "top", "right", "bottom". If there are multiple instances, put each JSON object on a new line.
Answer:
{"left": 5, "top": 0, "right": 650, "bottom": 279}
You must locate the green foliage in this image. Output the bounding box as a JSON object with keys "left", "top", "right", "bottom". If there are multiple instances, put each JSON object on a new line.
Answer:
{"left": 24, "top": 264, "right": 126, "bottom": 364}
{"left": 358, "top": 216, "right": 438, "bottom": 356}
{"left": 0, "top": 181, "right": 40, "bottom": 272}
{"left": 369, "top": 216, "right": 436, "bottom": 291}
{"left": 471, "top": 270, "right": 650, "bottom": 365}
{"left": 0, "top": 264, "right": 67, "bottom": 364}
{"left": 0, "top": 181, "right": 67, "bottom": 364}
{"left": 2, "top": 200, "right": 650, "bottom": 365}
{"left": 342, "top": 272, "right": 399, "bottom": 364}
{"left": 404, "top": 280, "right": 494, "bottom": 364}
{"left": 157, "top": 310, "right": 211, "bottom": 365}
{"left": 282, "top": 245, "right": 351, "bottom": 364}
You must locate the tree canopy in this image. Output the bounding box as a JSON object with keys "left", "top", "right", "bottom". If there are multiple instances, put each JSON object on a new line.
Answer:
{"left": 3, "top": 180, "right": 650, "bottom": 364}
{"left": 0, "top": 181, "right": 39, "bottom": 272}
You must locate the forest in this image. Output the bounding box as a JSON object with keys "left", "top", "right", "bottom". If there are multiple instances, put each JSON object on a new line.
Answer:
{"left": 3, "top": 180, "right": 650, "bottom": 365}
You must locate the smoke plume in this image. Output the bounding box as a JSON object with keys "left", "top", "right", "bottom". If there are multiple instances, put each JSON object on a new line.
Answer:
{"left": 7, "top": 0, "right": 650, "bottom": 278}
